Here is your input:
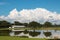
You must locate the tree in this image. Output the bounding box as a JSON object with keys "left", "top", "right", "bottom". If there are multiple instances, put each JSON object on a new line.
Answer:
{"left": 28, "top": 21, "right": 41, "bottom": 31}
{"left": 44, "top": 21, "right": 52, "bottom": 27}
{"left": 0, "top": 20, "right": 11, "bottom": 28}
{"left": 14, "top": 21, "right": 23, "bottom": 25}
{"left": 28, "top": 21, "right": 41, "bottom": 28}
{"left": 23, "top": 23, "right": 28, "bottom": 27}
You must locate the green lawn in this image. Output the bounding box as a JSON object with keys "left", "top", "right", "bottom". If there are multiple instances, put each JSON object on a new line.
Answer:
{"left": 0, "top": 36, "right": 46, "bottom": 40}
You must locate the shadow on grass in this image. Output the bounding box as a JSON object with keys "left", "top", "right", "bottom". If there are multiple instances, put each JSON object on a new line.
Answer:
{"left": 48, "top": 39, "right": 60, "bottom": 40}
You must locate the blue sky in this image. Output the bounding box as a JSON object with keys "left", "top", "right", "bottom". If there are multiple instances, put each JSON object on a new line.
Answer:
{"left": 0, "top": 0, "right": 60, "bottom": 16}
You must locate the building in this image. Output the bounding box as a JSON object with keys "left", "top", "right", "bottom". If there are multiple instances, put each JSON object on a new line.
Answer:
{"left": 11, "top": 25, "right": 25, "bottom": 31}
{"left": 12, "top": 25, "right": 25, "bottom": 28}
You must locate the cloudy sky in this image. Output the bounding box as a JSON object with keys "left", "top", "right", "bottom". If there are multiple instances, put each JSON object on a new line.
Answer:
{"left": 0, "top": 0, "right": 60, "bottom": 24}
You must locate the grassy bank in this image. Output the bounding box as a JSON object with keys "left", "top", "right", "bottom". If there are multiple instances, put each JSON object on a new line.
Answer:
{"left": 9, "top": 27, "right": 60, "bottom": 30}
{"left": 0, "top": 27, "right": 60, "bottom": 30}
{"left": 0, "top": 36, "right": 46, "bottom": 40}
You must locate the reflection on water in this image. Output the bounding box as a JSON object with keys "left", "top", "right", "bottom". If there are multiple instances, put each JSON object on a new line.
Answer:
{"left": 10, "top": 30, "right": 60, "bottom": 38}
{"left": 0, "top": 30, "right": 60, "bottom": 38}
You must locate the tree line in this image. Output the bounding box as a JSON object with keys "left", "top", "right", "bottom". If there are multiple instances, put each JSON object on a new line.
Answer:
{"left": 0, "top": 20, "right": 60, "bottom": 28}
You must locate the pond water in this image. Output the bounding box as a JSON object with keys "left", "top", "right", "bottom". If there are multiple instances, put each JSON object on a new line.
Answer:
{"left": 0, "top": 30, "right": 60, "bottom": 39}
{"left": 10, "top": 30, "right": 60, "bottom": 38}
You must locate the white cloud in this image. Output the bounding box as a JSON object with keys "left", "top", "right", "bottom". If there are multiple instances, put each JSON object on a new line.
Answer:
{"left": 0, "top": 8, "right": 60, "bottom": 24}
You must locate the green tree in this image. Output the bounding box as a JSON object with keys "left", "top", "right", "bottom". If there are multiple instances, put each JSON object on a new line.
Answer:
{"left": 28, "top": 21, "right": 41, "bottom": 28}
{"left": 28, "top": 21, "right": 41, "bottom": 31}
{"left": 14, "top": 21, "right": 23, "bottom": 25}
{"left": 23, "top": 23, "right": 28, "bottom": 27}
{"left": 44, "top": 21, "right": 52, "bottom": 27}
{"left": 0, "top": 20, "right": 11, "bottom": 28}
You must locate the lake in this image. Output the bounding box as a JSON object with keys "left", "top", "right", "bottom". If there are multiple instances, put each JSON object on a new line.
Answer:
{"left": 0, "top": 29, "right": 60, "bottom": 39}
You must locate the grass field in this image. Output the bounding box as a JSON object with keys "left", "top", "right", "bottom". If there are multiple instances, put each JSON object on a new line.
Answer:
{"left": 0, "top": 36, "right": 46, "bottom": 40}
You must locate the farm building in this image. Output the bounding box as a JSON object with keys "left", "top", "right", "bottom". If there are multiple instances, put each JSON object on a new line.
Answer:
{"left": 9, "top": 25, "right": 25, "bottom": 31}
